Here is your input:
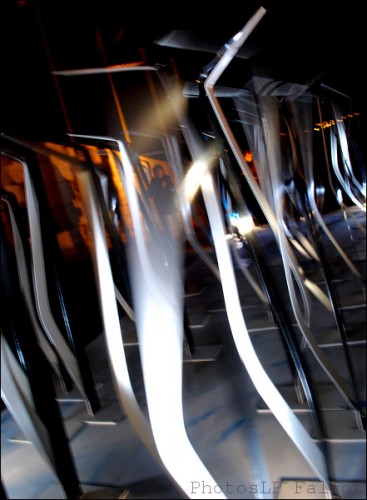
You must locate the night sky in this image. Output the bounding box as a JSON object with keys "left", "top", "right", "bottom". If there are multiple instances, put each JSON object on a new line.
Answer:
{"left": 2, "top": 0, "right": 366, "bottom": 140}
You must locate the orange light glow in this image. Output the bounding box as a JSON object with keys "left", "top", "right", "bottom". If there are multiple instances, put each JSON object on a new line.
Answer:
{"left": 244, "top": 151, "right": 253, "bottom": 163}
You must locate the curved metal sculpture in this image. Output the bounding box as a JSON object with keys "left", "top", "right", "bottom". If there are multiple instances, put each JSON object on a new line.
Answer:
{"left": 1, "top": 151, "right": 96, "bottom": 414}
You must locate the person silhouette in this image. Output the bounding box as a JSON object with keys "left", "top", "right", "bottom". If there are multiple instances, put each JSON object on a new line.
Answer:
{"left": 149, "top": 164, "right": 176, "bottom": 218}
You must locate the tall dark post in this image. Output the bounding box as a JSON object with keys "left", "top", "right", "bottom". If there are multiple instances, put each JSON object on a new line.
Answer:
{"left": 1, "top": 210, "right": 82, "bottom": 499}
{"left": 2, "top": 139, "right": 100, "bottom": 414}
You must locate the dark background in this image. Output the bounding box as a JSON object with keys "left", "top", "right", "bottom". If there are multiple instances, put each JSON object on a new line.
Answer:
{"left": 2, "top": 0, "right": 366, "bottom": 140}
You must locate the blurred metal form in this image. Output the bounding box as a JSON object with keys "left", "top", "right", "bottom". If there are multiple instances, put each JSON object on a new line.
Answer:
{"left": 1, "top": 202, "right": 81, "bottom": 499}
{"left": 155, "top": 7, "right": 335, "bottom": 483}
{"left": 2, "top": 152, "right": 93, "bottom": 414}
{"left": 75, "top": 166, "right": 162, "bottom": 456}
{"left": 156, "top": 29, "right": 261, "bottom": 60}
{"left": 1, "top": 335, "right": 65, "bottom": 499}
{"left": 316, "top": 97, "right": 366, "bottom": 240}
{"left": 155, "top": 77, "right": 222, "bottom": 281}
{"left": 202, "top": 25, "right": 364, "bottom": 429}
{"left": 1, "top": 191, "right": 64, "bottom": 385}
{"left": 72, "top": 130, "right": 222, "bottom": 365}
{"left": 53, "top": 42, "right": 222, "bottom": 284}
{"left": 198, "top": 5, "right": 364, "bottom": 489}
{"left": 72, "top": 141, "right": 135, "bottom": 322}
{"left": 75, "top": 135, "right": 226, "bottom": 499}
{"left": 210, "top": 159, "right": 327, "bottom": 439}
{"left": 231, "top": 89, "right": 330, "bottom": 313}
{"left": 199, "top": 166, "right": 331, "bottom": 489}
{"left": 286, "top": 96, "right": 365, "bottom": 424}
{"left": 53, "top": 63, "right": 158, "bottom": 77}
{"left": 330, "top": 102, "right": 366, "bottom": 211}
{"left": 291, "top": 97, "right": 365, "bottom": 284}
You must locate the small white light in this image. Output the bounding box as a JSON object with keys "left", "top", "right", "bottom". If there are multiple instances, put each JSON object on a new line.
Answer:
{"left": 336, "top": 189, "right": 343, "bottom": 204}
{"left": 232, "top": 31, "right": 243, "bottom": 42}
{"left": 183, "top": 160, "right": 209, "bottom": 201}
{"left": 229, "top": 212, "right": 254, "bottom": 235}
